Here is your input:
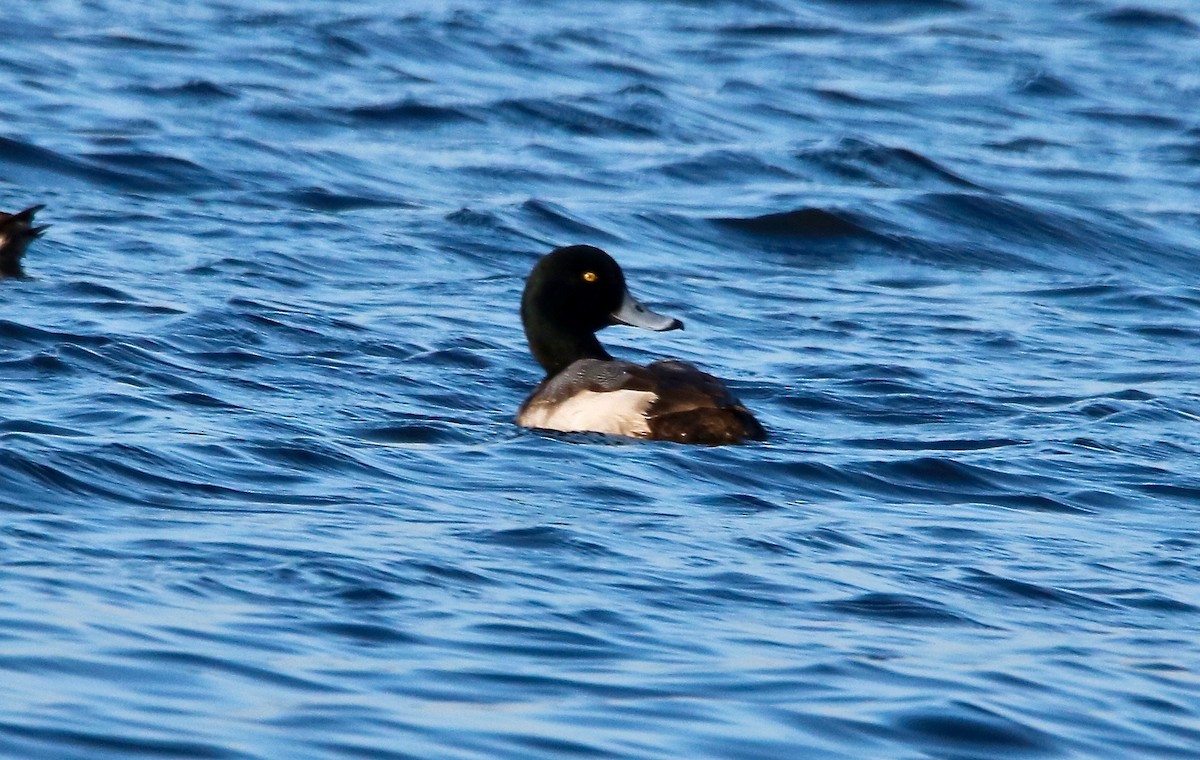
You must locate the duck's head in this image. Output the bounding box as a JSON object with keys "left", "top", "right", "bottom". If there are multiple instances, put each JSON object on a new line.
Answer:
{"left": 521, "top": 245, "right": 682, "bottom": 375}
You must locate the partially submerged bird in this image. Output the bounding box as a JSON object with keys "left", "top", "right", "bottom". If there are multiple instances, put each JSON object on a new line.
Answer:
{"left": 0, "top": 205, "right": 48, "bottom": 278}
{"left": 516, "top": 245, "right": 766, "bottom": 444}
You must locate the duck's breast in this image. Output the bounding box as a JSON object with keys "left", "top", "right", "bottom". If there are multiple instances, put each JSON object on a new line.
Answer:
{"left": 517, "top": 358, "right": 658, "bottom": 436}
{"left": 517, "top": 388, "right": 656, "bottom": 436}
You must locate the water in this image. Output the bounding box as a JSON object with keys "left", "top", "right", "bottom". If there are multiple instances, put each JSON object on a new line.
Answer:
{"left": 2, "top": 1, "right": 1199, "bottom": 757}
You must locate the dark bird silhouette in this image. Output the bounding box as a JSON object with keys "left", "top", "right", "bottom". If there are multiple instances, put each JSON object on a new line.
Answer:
{"left": 0, "top": 205, "right": 48, "bottom": 278}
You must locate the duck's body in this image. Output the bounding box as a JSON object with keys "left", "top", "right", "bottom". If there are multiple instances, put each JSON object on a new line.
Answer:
{"left": 517, "top": 245, "right": 765, "bottom": 445}
{"left": 0, "top": 205, "right": 47, "bottom": 278}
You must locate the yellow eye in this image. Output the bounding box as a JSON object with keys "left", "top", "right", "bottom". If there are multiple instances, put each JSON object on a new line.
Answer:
{"left": 582, "top": 271, "right": 598, "bottom": 283}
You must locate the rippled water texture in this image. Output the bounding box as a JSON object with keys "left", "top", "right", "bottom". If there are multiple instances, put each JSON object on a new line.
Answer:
{"left": 3, "top": 1, "right": 1200, "bottom": 758}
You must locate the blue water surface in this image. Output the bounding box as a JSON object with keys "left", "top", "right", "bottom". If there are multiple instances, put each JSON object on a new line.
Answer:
{"left": 3, "top": 1, "right": 1199, "bottom": 758}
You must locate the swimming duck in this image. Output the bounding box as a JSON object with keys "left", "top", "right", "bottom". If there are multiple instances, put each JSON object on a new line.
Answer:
{"left": 0, "top": 205, "right": 48, "bottom": 278}
{"left": 517, "top": 245, "right": 766, "bottom": 444}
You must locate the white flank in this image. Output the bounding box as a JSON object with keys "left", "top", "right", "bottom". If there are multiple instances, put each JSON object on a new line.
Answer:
{"left": 518, "top": 389, "right": 656, "bottom": 437}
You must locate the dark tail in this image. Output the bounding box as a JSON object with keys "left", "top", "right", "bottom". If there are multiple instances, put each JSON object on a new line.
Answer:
{"left": 0, "top": 205, "right": 48, "bottom": 278}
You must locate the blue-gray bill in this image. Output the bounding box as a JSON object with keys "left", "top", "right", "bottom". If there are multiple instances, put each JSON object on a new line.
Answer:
{"left": 609, "top": 289, "right": 683, "bottom": 331}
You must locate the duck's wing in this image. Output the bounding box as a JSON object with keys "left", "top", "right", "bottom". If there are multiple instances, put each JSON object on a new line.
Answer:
{"left": 641, "top": 359, "right": 767, "bottom": 444}
{"left": 0, "top": 205, "right": 48, "bottom": 278}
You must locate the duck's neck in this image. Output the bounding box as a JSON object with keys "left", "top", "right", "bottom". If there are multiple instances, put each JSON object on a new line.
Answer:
{"left": 524, "top": 313, "right": 612, "bottom": 377}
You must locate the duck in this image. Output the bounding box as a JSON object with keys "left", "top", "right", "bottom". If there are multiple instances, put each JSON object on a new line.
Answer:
{"left": 516, "top": 245, "right": 766, "bottom": 444}
{"left": 0, "top": 205, "right": 48, "bottom": 278}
